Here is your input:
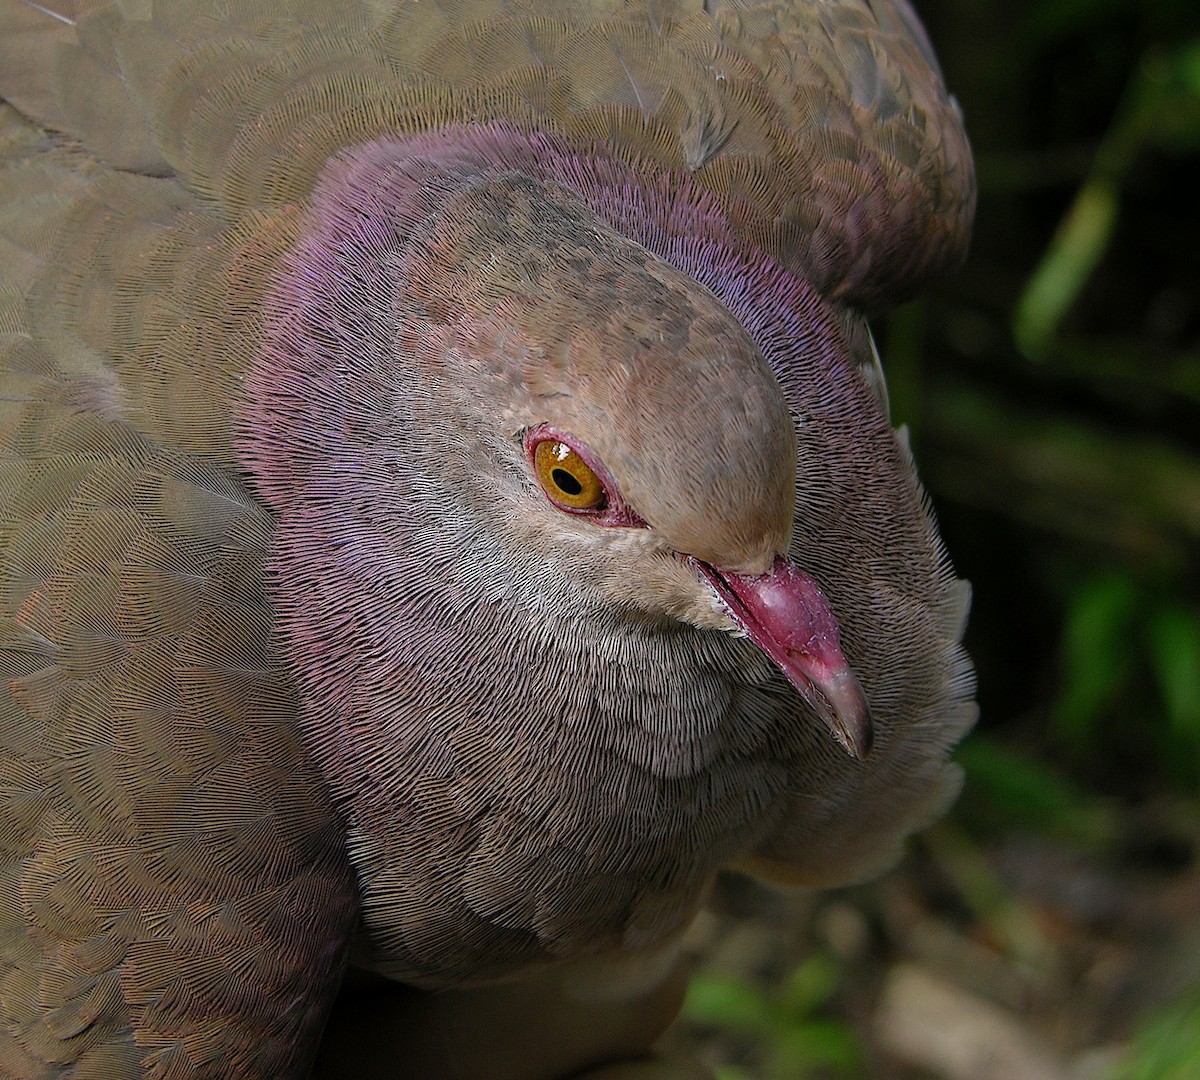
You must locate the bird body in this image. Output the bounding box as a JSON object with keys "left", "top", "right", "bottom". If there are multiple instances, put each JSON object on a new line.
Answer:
{"left": 0, "top": 2, "right": 977, "bottom": 1076}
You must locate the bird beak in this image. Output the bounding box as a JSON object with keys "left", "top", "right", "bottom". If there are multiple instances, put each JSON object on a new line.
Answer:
{"left": 694, "top": 555, "right": 874, "bottom": 759}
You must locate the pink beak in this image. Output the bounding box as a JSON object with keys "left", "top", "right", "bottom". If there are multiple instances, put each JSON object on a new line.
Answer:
{"left": 694, "top": 555, "right": 873, "bottom": 759}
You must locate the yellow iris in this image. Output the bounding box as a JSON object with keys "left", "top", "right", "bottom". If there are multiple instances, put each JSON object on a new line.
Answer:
{"left": 533, "top": 440, "right": 606, "bottom": 511}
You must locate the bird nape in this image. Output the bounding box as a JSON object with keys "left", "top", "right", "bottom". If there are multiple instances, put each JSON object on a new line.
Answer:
{"left": 0, "top": 1, "right": 976, "bottom": 1078}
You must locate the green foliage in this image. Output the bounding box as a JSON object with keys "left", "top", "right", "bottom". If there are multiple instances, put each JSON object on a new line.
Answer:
{"left": 905, "top": 0, "right": 1200, "bottom": 803}
{"left": 1014, "top": 33, "right": 1200, "bottom": 356}
{"left": 1053, "top": 574, "right": 1200, "bottom": 789}
{"left": 682, "top": 955, "right": 861, "bottom": 1079}
{"left": 1120, "top": 987, "right": 1200, "bottom": 1079}
{"left": 904, "top": 0, "right": 1200, "bottom": 1055}
{"left": 1054, "top": 574, "right": 1140, "bottom": 752}
{"left": 1148, "top": 605, "right": 1200, "bottom": 780}
{"left": 954, "top": 735, "right": 1113, "bottom": 844}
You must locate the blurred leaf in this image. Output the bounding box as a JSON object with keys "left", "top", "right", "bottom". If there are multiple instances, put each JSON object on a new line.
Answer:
{"left": 714, "top": 1068, "right": 754, "bottom": 1080}
{"left": 1122, "top": 988, "right": 1200, "bottom": 1079}
{"left": 683, "top": 974, "right": 771, "bottom": 1037}
{"left": 1014, "top": 37, "right": 1199, "bottom": 354}
{"left": 778, "top": 955, "right": 841, "bottom": 1019}
{"left": 1181, "top": 39, "right": 1200, "bottom": 92}
{"left": 1015, "top": 179, "right": 1120, "bottom": 357}
{"left": 924, "top": 383, "right": 1200, "bottom": 564}
{"left": 772, "top": 1021, "right": 861, "bottom": 1076}
{"left": 1021, "top": 0, "right": 1138, "bottom": 45}
{"left": 685, "top": 958, "right": 857, "bottom": 1078}
{"left": 1054, "top": 574, "right": 1140, "bottom": 751}
{"left": 1047, "top": 335, "right": 1200, "bottom": 407}
{"left": 1148, "top": 605, "right": 1200, "bottom": 784}
{"left": 1145, "top": 41, "right": 1200, "bottom": 152}
{"left": 955, "top": 735, "right": 1112, "bottom": 843}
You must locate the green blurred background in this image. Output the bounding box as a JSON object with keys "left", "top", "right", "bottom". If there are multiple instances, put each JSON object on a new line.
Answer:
{"left": 675, "top": 1, "right": 1200, "bottom": 1076}
{"left": 914, "top": 0, "right": 1200, "bottom": 804}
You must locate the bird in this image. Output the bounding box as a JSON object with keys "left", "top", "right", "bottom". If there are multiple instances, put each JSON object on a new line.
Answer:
{"left": 0, "top": 1, "right": 977, "bottom": 1077}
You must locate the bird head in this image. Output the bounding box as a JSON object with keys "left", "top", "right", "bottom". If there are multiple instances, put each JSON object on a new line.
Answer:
{"left": 389, "top": 166, "right": 871, "bottom": 758}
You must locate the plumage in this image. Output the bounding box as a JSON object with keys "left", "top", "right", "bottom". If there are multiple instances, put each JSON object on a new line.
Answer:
{"left": 0, "top": 1, "right": 977, "bottom": 1077}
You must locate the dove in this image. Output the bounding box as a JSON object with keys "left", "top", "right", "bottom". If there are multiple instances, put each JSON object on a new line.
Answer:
{"left": 0, "top": 1, "right": 977, "bottom": 1077}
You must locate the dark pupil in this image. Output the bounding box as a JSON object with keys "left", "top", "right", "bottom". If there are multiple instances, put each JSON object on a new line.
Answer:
{"left": 552, "top": 467, "right": 584, "bottom": 496}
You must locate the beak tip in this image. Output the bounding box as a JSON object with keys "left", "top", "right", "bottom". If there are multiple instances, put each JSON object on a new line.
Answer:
{"left": 815, "top": 670, "right": 874, "bottom": 761}
{"left": 835, "top": 707, "right": 874, "bottom": 760}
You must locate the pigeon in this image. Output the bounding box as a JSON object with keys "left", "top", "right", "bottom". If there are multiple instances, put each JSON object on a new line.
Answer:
{"left": 0, "top": 1, "right": 977, "bottom": 1076}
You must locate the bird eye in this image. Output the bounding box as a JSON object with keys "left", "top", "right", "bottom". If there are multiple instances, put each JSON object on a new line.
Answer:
{"left": 533, "top": 439, "right": 607, "bottom": 513}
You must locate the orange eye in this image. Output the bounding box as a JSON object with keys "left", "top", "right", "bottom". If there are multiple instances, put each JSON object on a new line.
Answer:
{"left": 533, "top": 439, "right": 607, "bottom": 512}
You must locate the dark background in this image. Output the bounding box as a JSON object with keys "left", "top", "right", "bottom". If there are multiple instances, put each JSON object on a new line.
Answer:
{"left": 673, "top": 2, "right": 1200, "bottom": 1075}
